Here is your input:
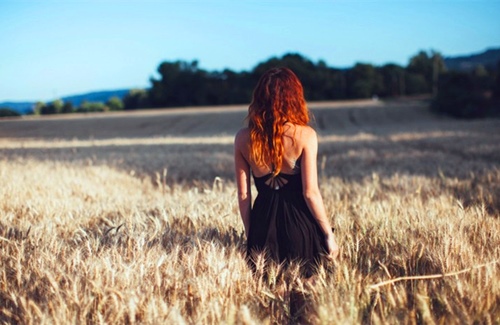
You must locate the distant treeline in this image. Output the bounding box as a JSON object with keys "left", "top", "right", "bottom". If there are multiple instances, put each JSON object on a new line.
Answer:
{"left": 3, "top": 50, "right": 498, "bottom": 119}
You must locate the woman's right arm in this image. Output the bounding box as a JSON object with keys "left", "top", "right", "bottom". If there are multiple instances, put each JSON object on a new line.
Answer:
{"left": 234, "top": 129, "right": 252, "bottom": 238}
{"left": 301, "top": 127, "right": 339, "bottom": 259}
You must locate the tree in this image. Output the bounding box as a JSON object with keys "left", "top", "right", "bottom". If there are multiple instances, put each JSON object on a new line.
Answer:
{"left": 215, "top": 69, "right": 253, "bottom": 104}
{"left": 405, "top": 73, "right": 428, "bottom": 95}
{"left": 0, "top": 107, "right": 21, "bottom": 117}
{"left": 61, "top": 101, "right": 74, "bottom": 114}
{"left": 406, "top": 50, "right": 446, "bottom": 95}
{"left": 495, "top": 60, "right": 500, "bottom": 98}
{"left": 123, "top": 89, "right": 150, "bottom": 110}
{"left": 39, "top": 99, "right": 63, "bottom": 115}
{"left": 106, "top": 96, "right": 124, "bottom": 111}
{"left": 149, "top": 60, "right": 208, "bottom": 107}
{"left": 432, "top": 71, "right": 488, "bottom": 118}
{"left": 33, "top": 102, "right": 46, "bottom": 115}
{"left": 252, "top": 53, "right": 322, "bottom": 100}
{"left": 77, "top": 101, "right": 108, "bottom": 113}
{"left": 345, "top": 63, "right": 382, "bottom": 98}
{"left": 127, "top": 49, "right": 495, "bottom": 110}
{"left": 378, "top": 64, "right": 405, "bottom": 97}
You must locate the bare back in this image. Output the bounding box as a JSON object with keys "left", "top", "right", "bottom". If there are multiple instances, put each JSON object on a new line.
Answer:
{"left": 235, "top": 123, "right": 314, "bottom": 177}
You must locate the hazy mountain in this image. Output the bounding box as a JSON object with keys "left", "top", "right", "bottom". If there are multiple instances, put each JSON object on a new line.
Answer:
{"left": 0, "top": 102, "right": 36, "bottom": 114}
{"left": 0, "top": 89, "right": 130, "bottom": 114}
{"left": 444, "top": 48, "right": 500, "bottom": 71}
{"left": 61, "top": 89, "right": 129, "bottom": 108}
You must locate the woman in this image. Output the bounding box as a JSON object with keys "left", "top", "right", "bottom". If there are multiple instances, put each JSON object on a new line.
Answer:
{"left": 234, "top": 67, "right": 339, "bottom": 277}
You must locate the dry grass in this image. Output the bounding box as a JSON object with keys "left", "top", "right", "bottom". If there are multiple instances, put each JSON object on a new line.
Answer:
{"left": 1, "top": 99, "right": 500, "bottom": 324}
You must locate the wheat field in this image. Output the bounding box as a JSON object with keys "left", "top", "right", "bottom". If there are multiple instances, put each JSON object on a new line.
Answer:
{"left": 1, "top": 99, "right": 499, "bottom": 324}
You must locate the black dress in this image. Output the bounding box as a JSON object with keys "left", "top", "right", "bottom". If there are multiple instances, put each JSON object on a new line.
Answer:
{"left": 246, "top": 172, "right": 328, "bottom": 277}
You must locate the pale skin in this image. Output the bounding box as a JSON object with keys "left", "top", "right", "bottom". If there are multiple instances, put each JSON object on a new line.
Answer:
{"left": 234, "top": 123, "right": 339, "bottom": 260}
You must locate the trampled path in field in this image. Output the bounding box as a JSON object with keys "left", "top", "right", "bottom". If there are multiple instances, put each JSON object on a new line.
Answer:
{"left": 0, "top": 98, "right": 499, "bottom": 184}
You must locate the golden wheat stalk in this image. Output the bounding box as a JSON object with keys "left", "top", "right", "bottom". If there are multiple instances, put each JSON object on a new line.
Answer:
{"left": 369, "top": 260, "right": 499, "bottom": 290}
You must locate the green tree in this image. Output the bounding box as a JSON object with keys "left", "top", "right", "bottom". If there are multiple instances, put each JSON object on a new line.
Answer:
{"left": 149, "top": 60, "right": 208, "bottom": 107}
{"left": 123, "top": 89, "right": 150, "bottom": 110}
{"left": 33, "top": 102, "right": 46, "bottom": 115}
{"left": 495, "top": 60, "right": 500, "bottom": 98}
{"left": 138, "top": 49, "right": 472, "bottom": 109}
{"left": 0, "top": 107, "right": 21, "bottom": 117}
{"left": 77, "top": 101, "right": 108, "bottom": 113}
{"left": 473, "top": 64, "right": 488, "bottom": 78}
{"left": 345, "top": 63, "right": 382, "bottom": 98}
{"left": 252, "top": 53, "right": 322, "bottom": 100}
{"left": 406, "top": 50, "right": 446, "bottom": 95}
{"left": 106, "top": 96, "right": 124, "bottom": 111}
{"left": 405, "top": 73, "right": 428, "bottom": 95}
{"left": 215, "top": 69, "right": 253, "bottom": 104}
{"left": 61, "top": 101, "right": 74, "bottom": 114}
{"left": 378, "top": 64, "right": 405, "bottom": 97}
{"left": 432, "top": 71, "right": 488, "bottom": 118}
{"left": 40, "top": 99, "right": 63, "bottom": 115}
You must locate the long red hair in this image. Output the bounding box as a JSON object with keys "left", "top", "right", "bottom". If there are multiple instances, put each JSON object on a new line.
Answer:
{"left": 247, "top": 67, "right": 310, "bottom": 176}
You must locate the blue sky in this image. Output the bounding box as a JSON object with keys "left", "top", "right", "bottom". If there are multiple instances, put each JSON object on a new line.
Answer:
{"left": 1, "top": 0, "right": 499, "bottom": 102}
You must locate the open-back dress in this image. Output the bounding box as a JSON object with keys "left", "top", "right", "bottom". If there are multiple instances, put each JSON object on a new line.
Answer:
{"left": 246, "top": 171, "right": 328, "bottom": 277}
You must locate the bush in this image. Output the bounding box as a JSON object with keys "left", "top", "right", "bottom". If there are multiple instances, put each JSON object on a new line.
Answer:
{"left": 432, "top": 72, "right": 490, "bottom": 119}
{"left": 123, "top": 89, "right": 150, "bottom": 110}
{"left": 37, "top": 100, "right": 63, "bottom": 115}
{"left": 61, "top": 102, "right": 74, "bottom": 114}
{"left": 405, "top": 73, "right": 429, "bottom": 95}
{"left": 0, "top": 107, "right": 21, "bottom": 117}
{"left": 76, "top": 101, "right": 109, "bottom": 113}
{"left": 106, "top": 97, "right": 124, "bottom": 111}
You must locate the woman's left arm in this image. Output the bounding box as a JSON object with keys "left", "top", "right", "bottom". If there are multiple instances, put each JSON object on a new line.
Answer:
{"left": 234, "top": 130, "right": 252, "bottom": 238}
{"left": 301, "top": 128, "right": 339, "bottom": 259}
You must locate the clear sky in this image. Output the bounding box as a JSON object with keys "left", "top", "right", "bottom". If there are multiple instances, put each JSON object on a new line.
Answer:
{"left": 1, "top": 0, "right": 499, "bottom": 102}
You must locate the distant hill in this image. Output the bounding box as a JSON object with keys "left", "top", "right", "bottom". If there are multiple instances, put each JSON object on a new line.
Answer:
{"left": 0, "top": 102, "right": 36, "bottom": 115}
{"left": 61, "top": 89, "right": 130, "bottom": 108}
{"left": 444, "top": 48, "right": 500, "bottom": 71}
{"left": 0, "top": 89, "right": 130, "bottom": 115}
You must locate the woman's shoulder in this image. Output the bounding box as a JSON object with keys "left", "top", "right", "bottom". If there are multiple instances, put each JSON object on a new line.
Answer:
{"left": 234, "top": 127, "right": 250, "bottom": 146}
{"left": 290, "top": 124, "right": 317, "bottom": 143}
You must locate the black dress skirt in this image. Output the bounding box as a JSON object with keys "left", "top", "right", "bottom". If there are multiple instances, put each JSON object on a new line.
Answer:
{"left": 246, "top": 172, "right": 328, "bottom": 277}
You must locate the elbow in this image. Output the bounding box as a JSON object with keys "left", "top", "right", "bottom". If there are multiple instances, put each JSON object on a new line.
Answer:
{"left": 303, "top": 188, "right": 321, "bottom": 203}
{"left": 238, "top": 190, "right": 250, "bottom": 202}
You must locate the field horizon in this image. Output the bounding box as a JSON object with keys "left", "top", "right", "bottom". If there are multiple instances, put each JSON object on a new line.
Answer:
{"left": 1, "top": 98, "right": 499, "bottom": 323}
